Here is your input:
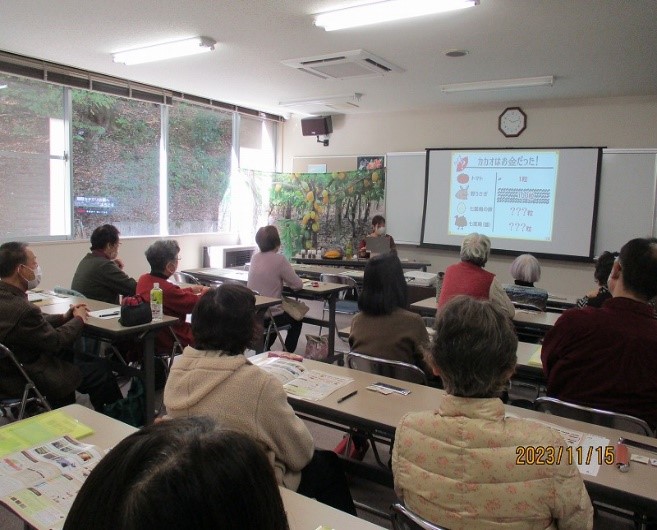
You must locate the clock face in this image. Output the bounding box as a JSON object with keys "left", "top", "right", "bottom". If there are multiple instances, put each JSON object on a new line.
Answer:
{"left": 498, "top": 107, "right": 527, "bottom": 137}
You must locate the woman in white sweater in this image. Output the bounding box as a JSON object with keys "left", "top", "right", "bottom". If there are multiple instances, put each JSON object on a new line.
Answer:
{"left": 164, "top": 283, "right": 355, "bottom": 514}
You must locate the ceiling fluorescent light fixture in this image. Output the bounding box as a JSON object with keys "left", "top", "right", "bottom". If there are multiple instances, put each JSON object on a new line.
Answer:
{"left": 0, "top": 84, "right": 7, "bottom": 89}
{"left": 315, "top": 0, "right": 478, "bottom": 31}
{"left": 441, "top": 76, "right": 554, "bottom": 93}
{"left": 112, "top": 37, "right": 216, "bottom": 65}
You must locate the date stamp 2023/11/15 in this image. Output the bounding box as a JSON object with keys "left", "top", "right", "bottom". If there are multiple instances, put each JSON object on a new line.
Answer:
{"left": 516, "top": 445, "right": 615, "bottom": 466}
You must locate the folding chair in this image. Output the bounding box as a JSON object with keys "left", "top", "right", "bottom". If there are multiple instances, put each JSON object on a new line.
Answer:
{"left": 318, "top": 273, "right": 359, "bottom": 339}
{"left": 534, "top": 396, "right": 654, "bottom": 436}
{"left": 0, "top": 343, "right": 51, "bottom": 421}
{"left": 391, "top": 503, "right": 449, "bottom": 530}
{"left": 264, "top": 308, "right": 291, "bottom": 351}
{"left": 345, "top": 351, "right": 428, "bottom": 468}
{"left": 421, "top": 316, "right": 436, "bottom": 329}
{"left": 534, "top": 396, "right": 654, "bottom": 528}
{"left": 347, "top": 351, "right": 428, "bottom": 386}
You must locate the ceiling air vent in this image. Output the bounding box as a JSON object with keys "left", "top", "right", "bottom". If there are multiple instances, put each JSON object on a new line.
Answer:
{"left": 282, "top": 49, "right": 403, "bottom": 80}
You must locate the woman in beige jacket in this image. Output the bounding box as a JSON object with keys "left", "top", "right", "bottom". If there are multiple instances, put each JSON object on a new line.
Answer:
{"left": 164, "top": 283, "right": 355, "bottom": 515}
{"left": 392, "top": 296, "right": 593, "bottom": 530}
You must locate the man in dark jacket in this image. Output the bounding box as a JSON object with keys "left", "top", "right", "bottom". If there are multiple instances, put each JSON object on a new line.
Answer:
{"left": 71, "top": 224, "right": 136, "bottom": 304}
{"left": 0, "top": 242, "right": 121, "bottom": 411}
{"left": 542, "top": 237, "right": 657, "bottom": 428}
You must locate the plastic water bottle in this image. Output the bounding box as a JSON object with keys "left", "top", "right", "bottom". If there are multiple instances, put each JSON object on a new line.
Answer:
{"left": 150, "top": 283, "right": 163, "bottom": 321}
{"left": 345, "top": 240, "right": 353, "bottom": 260}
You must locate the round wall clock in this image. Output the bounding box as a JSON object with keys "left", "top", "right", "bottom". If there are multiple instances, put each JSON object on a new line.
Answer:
{"left": 498, "top": 107, "right": 527, "bottom": 137}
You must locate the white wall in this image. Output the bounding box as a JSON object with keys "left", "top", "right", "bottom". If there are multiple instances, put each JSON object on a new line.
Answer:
{"left": 30, "top": 233, "right": 239, "bottom": 290}
{"left": 281, "top": 95, "right": 657, "bottom": 296}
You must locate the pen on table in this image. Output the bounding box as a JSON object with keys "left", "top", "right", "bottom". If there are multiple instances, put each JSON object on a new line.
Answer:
{"left": 337, "top": 390, "right": 357, "bottom": 403}
{"left": 98, "top": 311, "right": 120, "bottom": 317}
{"left": 618, "top": 437, "right": 657, "bottom": 454}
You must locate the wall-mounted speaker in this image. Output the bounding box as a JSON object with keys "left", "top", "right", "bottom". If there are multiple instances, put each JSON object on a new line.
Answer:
{"left": 301, "top": 116, "right": 332, "bottom": 136}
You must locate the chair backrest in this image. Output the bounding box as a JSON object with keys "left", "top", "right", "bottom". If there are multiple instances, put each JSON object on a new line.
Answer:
{"left": 347, "top": 351, "right": 428, "bottom": 385}
{"left": 54, "top": 286, "right": 86, "bottom": 298}
{"left": 534, "top": 396, "right": 654, "bottom": 437}
{"left": 505, "top": 285, "right": 548, "bottom": 312}
{"left": 171, "top": 271, "right": 200, "bottom": 285}
{"left": 319, "top": 273, "right": 358, "bottom": 299}
{"left": 391, "top": 503, "right": 448, "bottom": 530}
{"left": 512, "top": 301, "right": 545, "bottom": 312}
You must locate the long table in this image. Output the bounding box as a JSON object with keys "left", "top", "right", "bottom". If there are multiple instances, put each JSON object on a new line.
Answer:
{"left": 0, "top": 404, "right": 385, "bottom": 530}
{"left": 292, "top": 263, "right": 437, "bottom": 305}
{"left": 292, "top": 256, "right": 431, "bottom": 272}
{"left": 252, "top": 355, "right": 657, "bottom": 518}
{"left": 410, "top": 296, "right": 561, "bottom": 338}
{"left": 38, "top": 293, "right": 177, "bottom": 425}
{"left": 183, "top": 268, "right": 348, "bottom": 359}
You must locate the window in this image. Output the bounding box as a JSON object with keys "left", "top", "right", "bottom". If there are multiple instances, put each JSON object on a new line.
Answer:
{"left": 238, "top": 115, "right": 279, "bottom": 237}
{"left": 0, "top": 61, "right": 281, "bottom": 242}
{"left": 0, "top": 74, "right": 68, "bottom": 239}
{"left": 167, "top": 102, "right": 232, "bottom": 235}
{"left": 71, "top": 90, "right": 160, "bottom": 238}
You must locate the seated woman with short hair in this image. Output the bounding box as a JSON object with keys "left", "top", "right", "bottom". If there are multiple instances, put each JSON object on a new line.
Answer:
{"left": 136, "top": 239, "right": 209, "bottom": 353}
{"left": 438, "top": 232, "right": 515, "bottom": 318}
{"left": 164, "top": 284, "right": 356, "bottom": 515}
{"left": 392, "top": 296, "right": 593, "bottom": 530}
{"left": 505, "top": 253, "right": 549, "bottom": 311}
{"left": 247, "top": 225, "right": 304, "bottom": 352}
{"left": 64, "top": 417, "right": 289, "bottom": 530}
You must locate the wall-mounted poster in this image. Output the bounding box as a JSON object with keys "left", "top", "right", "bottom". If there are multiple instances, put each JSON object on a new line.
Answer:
{"left": 357, "top": 156, "right": 384, "bottom": 171}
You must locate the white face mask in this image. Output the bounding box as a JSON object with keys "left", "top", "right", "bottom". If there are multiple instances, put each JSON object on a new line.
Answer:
{"left": 376, "top": 226, "right": 386, "bottom": 236}
{"left": 20, "top": 264, "right": 42, "bottom": 290}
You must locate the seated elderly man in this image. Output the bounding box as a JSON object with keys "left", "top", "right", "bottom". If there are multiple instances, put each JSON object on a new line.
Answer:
{"left": 542, "top": 237, "right": 657, "bottom": 428}
{"left": 71, "top": 224, "right": 136, "bottom": 304}
{"left": 0, "top": 242, "right": 122, "bottom": 412}
{"left": 437, "top": 233, "right": 514, "bottom": 317}
{"left": 136, "top": 240, "right": 208, "bottom": 354}
{"left": 393, "top": 296, "right": 592, "bottom": 530}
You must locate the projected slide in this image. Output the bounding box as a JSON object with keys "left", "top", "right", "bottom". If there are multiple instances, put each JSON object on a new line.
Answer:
{"left": 423, "top": 147, "right": 601, "bottom": 258}
{"left": 448, "top": 151, "right": 559, "bottom": 241}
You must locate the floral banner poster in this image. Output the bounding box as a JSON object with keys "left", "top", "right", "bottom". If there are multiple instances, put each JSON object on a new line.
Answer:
{"left": 357, "top": 156, "right": 384, "bottom": 172}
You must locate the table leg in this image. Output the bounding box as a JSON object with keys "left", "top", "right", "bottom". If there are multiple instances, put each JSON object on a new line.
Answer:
{"left": 327, "top": 292, "right": 337, "bottom": 361}
{"left": 143, "top": 330, "right": 155, "bottom": 425}
{"left": 255, "top": 309, "right": 267, "bottom": 354}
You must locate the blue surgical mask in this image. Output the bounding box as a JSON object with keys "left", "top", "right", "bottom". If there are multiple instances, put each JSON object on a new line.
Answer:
{"left": 376, "top": 226, "right": 386, "bottom": 236}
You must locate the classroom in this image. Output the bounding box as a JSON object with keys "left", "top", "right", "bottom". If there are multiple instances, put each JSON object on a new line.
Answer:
{"left": 1, "top": 1, "right": 657, "bottom": 529}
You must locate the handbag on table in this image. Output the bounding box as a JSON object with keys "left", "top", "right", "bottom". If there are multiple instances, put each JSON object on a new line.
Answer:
{"left": 119, "top": 296, "right": 153, "bottom": 327}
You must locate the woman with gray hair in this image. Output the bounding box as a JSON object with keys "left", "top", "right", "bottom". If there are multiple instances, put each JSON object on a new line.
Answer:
{"left": 437, "top": 233, "right": 515, "bottom": 317}
{"left": 392, "top": 296, "right": 593, "bottom": 530}
{"left": 136, "top": 240, "right": 209, "bottom": 353}
{"left": 505, "top": 253, "right": 549, "bottom": 311}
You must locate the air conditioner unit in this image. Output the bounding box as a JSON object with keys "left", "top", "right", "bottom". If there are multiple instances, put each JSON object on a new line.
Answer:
{"left": 282, "top": 49, "right": 403, "bottom": 80}
{"left": 203, "top": 245, "right": 257, "bottom": 268}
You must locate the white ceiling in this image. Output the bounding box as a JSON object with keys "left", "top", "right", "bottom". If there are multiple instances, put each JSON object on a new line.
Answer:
{"left": 1, "top": 0, "right": 657, "bottom": 117}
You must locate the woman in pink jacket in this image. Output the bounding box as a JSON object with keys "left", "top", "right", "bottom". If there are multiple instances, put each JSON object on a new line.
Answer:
{"left": 247, "top": 225, "right": 304, "bottom": 352}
